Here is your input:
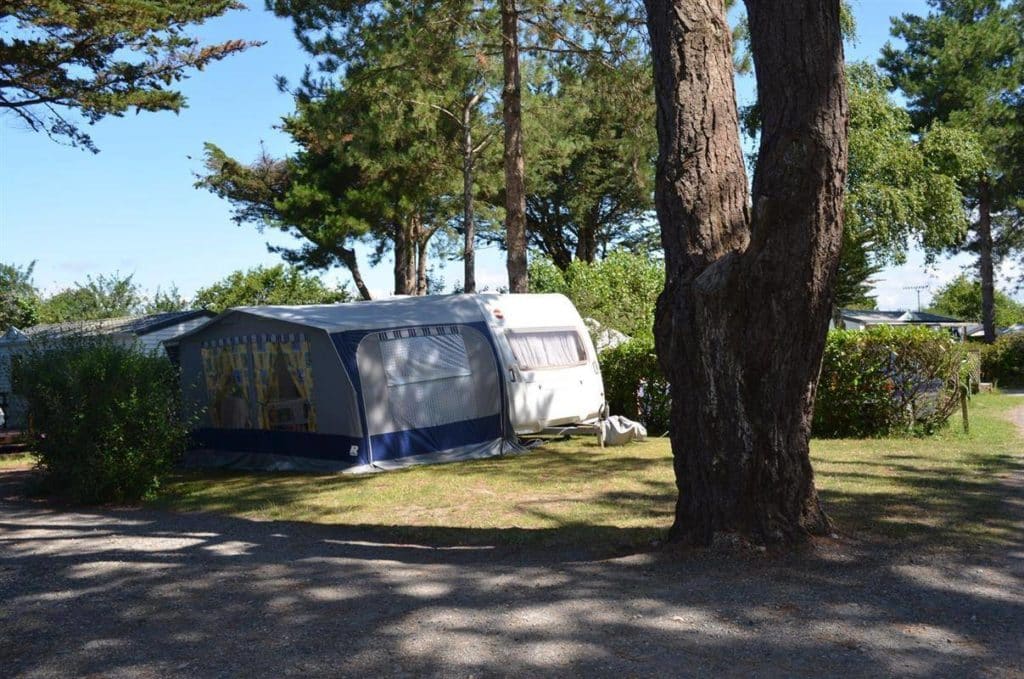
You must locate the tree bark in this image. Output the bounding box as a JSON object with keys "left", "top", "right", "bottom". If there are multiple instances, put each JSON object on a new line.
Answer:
{"left": 416, "top": 220, "right": 428, "bottom": 296}
{"left": 501, "top": 0, "right": 528, "bottom": 293}
{"left": 338, "top": 247, "right": 372, "bottom": 301}
{"left": 977, "top": 178, "right": 997, "bottom": 343}
{"left": 463, "top": 96, "right": 477, "bottom": 294}
{"left": 393, "top": 218, "right": 416, "bottom": 295}
{"left": 646, "top": 0, "right": 848, "bottom": 546}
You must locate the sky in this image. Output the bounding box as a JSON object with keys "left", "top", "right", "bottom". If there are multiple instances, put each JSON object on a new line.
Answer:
{"left": 1, "top": 0, "right": 1019, "bottom": 309}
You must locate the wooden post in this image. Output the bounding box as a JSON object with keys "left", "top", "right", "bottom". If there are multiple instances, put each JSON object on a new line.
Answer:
{"left": 961, "top": 387, "right": 969, "bottom": 434}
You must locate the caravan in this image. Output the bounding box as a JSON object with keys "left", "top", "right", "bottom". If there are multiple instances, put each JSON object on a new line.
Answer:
{"left": 174, "top": 293, "right": 604, "bottom": 472}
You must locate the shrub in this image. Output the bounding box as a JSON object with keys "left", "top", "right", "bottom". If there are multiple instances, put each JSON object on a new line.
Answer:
{"left": 814, "top": 326, "right": 969, "bottom": 438}
{"left": 982, "top": 333, "right": 1024, "bottom": 387}
{"left": 529, "top": 252, "right": 663, "bottom": 339}
{"left": 13, "top": 336, "right": 187, "bottom": 503}
{"left": 600, "top": 336, "right": 670, "bottom": 434}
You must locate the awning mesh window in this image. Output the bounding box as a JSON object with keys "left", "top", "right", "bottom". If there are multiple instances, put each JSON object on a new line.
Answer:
{"left": 381, "top": 331, "right": 472, "bottom": 386}
{"left": 506, "top": 330, "right": 586, "bottom": 369}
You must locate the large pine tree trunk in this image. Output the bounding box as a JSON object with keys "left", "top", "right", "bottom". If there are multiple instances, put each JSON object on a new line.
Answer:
{"left": 978, "top": 179, "right": 997, "bottom": 343}
{"left": 646, "top": 0, "right": 848, "bottom": 546}
{"left": 501, "top": 0, "right": 528, "bottom": 293}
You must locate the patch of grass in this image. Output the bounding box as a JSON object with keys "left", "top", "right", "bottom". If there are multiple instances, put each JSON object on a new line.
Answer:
{"left": 152, "top": 394, "right": 1022, "bottom": 551}
{"left": 811, "top": 392, "right": 1022, "bottom": 550}
{"left": 0, "top": 452, "right": 36, "bottom": 470}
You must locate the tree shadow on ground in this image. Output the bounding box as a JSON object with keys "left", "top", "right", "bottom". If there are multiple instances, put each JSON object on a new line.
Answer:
{"left": 818, "top": 450, "right": 1024, "bottom": 551}
{"left": 1, "top": 468, "right": 1021, "bottom": 678}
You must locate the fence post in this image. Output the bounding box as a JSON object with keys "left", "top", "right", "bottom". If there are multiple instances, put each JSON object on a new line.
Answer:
{"left": 961, "top": 385, "right": 970, "bottom": 434}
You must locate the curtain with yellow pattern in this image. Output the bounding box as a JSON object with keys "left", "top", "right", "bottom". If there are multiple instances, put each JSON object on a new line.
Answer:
{"left": 277, "top": 334, "right": 317, "bottom": 431}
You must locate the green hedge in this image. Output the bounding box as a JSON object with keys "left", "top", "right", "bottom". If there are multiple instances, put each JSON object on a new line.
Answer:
{"left": 981, "top": 333, "right": 1024, "bottom": 388}
{"left": 814, "top": 326, "right": 968, "bottom": 438}
{"left": 13, "top": 337, "right": 187, "bottom": 503}
{"left": 599, "top": 336, "right": 670, "bottom": 434}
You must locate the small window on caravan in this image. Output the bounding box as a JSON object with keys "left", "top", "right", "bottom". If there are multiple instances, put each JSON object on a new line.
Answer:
{"left": 506, "top": 329, "right": 587, "bottom": 370}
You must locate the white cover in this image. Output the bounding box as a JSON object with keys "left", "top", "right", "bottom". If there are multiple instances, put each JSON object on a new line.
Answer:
{"left": 600, "top": 415, "right": 647, "bottom": 446}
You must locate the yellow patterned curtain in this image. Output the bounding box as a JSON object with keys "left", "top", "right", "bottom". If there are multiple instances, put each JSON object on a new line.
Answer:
{"left": 251, "top": 336, "right": 272, "bottom": 429}
{"left": 277, "top": 334, "right": 317, "bottom": 431}
{"left": 200, "top": 346, "right": 221, "bottom": 426}
{"left": 224, "top": 340, "right": 253, "bottom": 428}
{"left": 200, "top": 345, "right": 235, "bottom": 427}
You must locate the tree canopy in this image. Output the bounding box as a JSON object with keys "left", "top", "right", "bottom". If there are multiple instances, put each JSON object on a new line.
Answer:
{"left": 928, "top": 274, "right": 1024, "bottom": 326}
{"left": 1, "top": 1, "right": 257, "bottom": 152}
{"left": 36, "top": 272, "right": 144, "bottom": 324}
{"left": 880, "top": 0, "right": 1024, "bottom": 340}
{"left": 0, "top": 261, "right": 40, "bottom": 331}
{"left": 192, "top": 265, "right": 350, "bottom": 313}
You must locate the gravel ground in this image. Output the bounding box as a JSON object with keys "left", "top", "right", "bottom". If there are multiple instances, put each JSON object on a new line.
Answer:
{"left": 1, "top": 408, "right": 1021, "bottom": 678}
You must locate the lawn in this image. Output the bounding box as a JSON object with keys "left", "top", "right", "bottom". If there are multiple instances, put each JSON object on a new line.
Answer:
{"left": 151, "top": 392, "right": 1023, "bottom": 552}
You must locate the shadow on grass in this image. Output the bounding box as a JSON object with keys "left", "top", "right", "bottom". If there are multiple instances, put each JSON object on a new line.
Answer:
{"left": 818, "top": 448, "right": 1024, "bottom": 551}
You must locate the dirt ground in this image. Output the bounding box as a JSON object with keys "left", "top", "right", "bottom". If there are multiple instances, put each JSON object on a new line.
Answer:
{"left": 1, "top": 406, "right": 1021, "bottom": 678}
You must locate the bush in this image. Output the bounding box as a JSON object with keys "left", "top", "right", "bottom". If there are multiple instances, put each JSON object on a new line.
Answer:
{"left": 600, "top": 336, "right": 670, "bottom": 434}
{"left": 814, "top": 326, "right": 969, "bottom": 438}
{"left": 529, "top": 252, "right": 663, "bottom": 339}
{"left": 13, "top": 336, "right": 187, "bottom": 503}
{"left": 982, "top": 333, "right": 1024, "bottom": 387}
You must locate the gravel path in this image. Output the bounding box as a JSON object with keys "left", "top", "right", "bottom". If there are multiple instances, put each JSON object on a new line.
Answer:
{"left": 1, "top": 408, "right": 1022, "bottom": 678}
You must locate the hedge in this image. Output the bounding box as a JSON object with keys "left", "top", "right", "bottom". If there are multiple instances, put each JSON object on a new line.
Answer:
{"left": 13, "top": 336, "right": 188, "bottom": 503}
{"left": 813, "top": 326, "right": 969, "bottom": 438}
{"left": 981, "top": 333, "right": 1024, "bottom": 388}
{"left": 599, "top": 336, "right": 670, "bottom": 435}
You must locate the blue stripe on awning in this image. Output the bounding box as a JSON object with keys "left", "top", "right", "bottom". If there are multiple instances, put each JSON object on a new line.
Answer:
{"left": 368, "top": 414, "right": 503, "bottom": 462}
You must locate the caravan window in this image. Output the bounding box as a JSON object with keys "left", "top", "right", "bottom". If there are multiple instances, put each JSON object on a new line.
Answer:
{"left": 506, "top": 330, "right": 586, "bottom": 369}
{"left": 381, "top": 332, "right": 472, "bottom": 386}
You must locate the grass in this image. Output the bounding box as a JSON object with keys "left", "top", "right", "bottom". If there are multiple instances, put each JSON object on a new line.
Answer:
{"left": 149, "top": 392, "right": 1024, "bottom": 552}
{"left": 0, "top": 452, "right": 36, "bottom": 470}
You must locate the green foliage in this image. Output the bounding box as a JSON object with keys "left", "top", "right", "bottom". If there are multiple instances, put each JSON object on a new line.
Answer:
{"left": 814, "top": 327, "right": 969, "bottom": 438}
{"left": 528, "top": 252, "right": 662, "bottom": 339}
{"left": 193, "top": 265, "right": 350, "bottom": 313}
{"left": 845, "top": 63, "right": 976, "bottom": 261}
{"left": 36, "top": 272, "right": 143, "bottom": 324}
{"left": 982, "top": 333, "right": 1024, "bottom": 387}
{"left": 144, "top": 285, "right": 191, "bottom": 314}
{"left": 881, "top": 0, "right": 1024, "bottom": 320}
{"left": 1, "top": 0, "right": 257, "bottom": 152}
{"left": 0, "top": 261, "right": 40, "bottom": 330}
{"left": 518, "top": 37, "right": 656, "bottom": 268}
{"left": 928, "top": 275, "right": 1024, "bottom": 326}
{"left": 598, "top": 336, "right": 670, "bottom": 434}
{"left": 12, "top": 337, "right": 188, "bottom": 503}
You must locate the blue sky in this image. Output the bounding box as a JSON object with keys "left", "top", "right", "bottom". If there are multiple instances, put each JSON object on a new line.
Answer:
{"left": 1, "top": 0, "right": 1017, "bottom": 308}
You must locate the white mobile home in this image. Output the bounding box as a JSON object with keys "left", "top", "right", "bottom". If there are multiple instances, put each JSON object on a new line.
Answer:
{"left": 174, "top": 293, "right": 605, "bottom": 472}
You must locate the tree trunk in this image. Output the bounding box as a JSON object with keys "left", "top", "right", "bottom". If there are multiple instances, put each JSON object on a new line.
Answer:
{"left": 463, "top": 97, "right": 477, "bottom": 294}
{"left": 501, "top": 0, "right": 528, "bottom": 293}
{"left": 646, "top": 0, "right": 848, "bottom": 546}
{"left": 416, "top": 223, "right": 428, "bottom": 296}
{"left": 338, "top": 247, "right": 372, "bottom": 301}
{"left": 977, "top": 178, "right": 997, "bottom": 343}
{"left": 393, "top": 218, "right": 416, "bottom": 295}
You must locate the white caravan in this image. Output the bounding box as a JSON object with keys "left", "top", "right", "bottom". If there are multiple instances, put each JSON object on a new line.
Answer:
{"left": 476, "top": 293, "right": 606, "bottom": 434}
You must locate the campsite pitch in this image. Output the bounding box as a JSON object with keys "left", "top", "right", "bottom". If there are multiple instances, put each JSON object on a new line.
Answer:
{"left": 154, "top": 393, "right": 1023, "bottom": 553}
{"left": 0, "top": 394, "right": 1021, "bottom": 677}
